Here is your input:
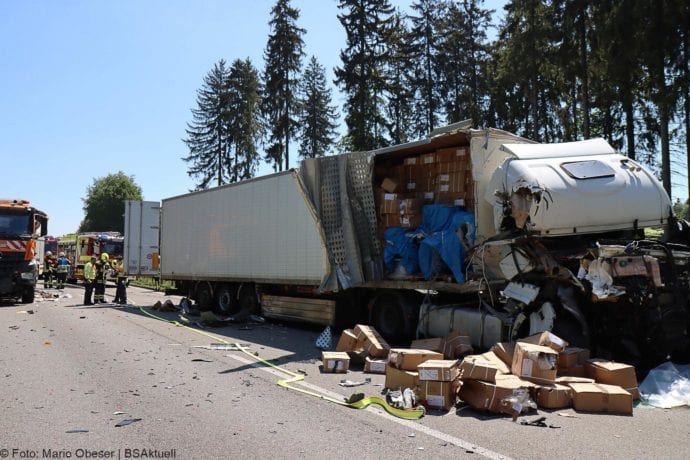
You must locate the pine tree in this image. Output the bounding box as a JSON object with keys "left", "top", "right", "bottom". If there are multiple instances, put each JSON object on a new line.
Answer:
{"left": 335, "top": 0, "right": 395, "bottom": 151}
{"left": 407, "top": 0, "right": 444, "bottom": 137}
{"left": 385, "top": 11, "right": 417, "bottom": 144}
{"left": 437, "top": 0, "right": 493, "bottom": 128}
{"left": 494, "top": 0, "right": 562, "bottom": 141}
{"left": 183, "top": 60, "right": 232, "bottom": 190}
{"left": 262, "top": 0, "right": 306, "bottom": 171}
{"left": 297, "top": 56, "right": 339, "bottom": 159}
{"left": 228, "top": 58, "right": 264, "bottom": 182}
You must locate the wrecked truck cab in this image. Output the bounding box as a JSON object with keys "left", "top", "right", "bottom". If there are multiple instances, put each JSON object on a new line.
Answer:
{"left": 484, "top": 138, "right": 672, "bottom": 236}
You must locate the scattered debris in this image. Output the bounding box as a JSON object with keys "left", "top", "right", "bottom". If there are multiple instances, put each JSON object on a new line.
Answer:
{"left": 520, "top": 417, "right": 560, "bottom": 428}
{"left": 315, "top": 326, "right": 332, "bottom": 350}
{"left": 557, "top": 412, "right": 578, "bottom": 418}
{"left": 115, "top": 418, "right": 142, "bottom": 427}
{"left": 153, "top": 299, "right": 179, "bottom": 312}
{"left": 339, "top": 378, "right": 372, "bottom": 387}
{"left": 43, "top": 341, "right": 52, "bottom": 346}
{"left": 191, "top": 358, "right": 213, "bottom": 363}
{"left": 17, "top": 310, "right": 34, "bottom": 314}
{"left": 344, "top": 393, "right": 365, "bottom": 404}
{"left": 66, "top": 429, "right": 89, "bottom": 433}
{"left": 112, "top": 411, "right": 125, "bottom": 415}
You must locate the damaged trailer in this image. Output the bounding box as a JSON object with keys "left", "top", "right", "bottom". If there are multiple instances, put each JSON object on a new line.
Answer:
{"left": 126, "top": 122, "right": 690, "bottom": 369}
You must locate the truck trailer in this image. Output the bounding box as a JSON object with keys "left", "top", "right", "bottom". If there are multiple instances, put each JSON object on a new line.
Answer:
{"left": 125, "top": 123, "right": 690, "bottom": 368}
{"left": 0, "top": 199, "right": 48, "bottom": 303}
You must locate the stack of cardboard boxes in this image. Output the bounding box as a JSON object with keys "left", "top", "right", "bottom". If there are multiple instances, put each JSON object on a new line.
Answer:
{"left": 374, "top": 146, "right": 472, "bottom": 236}
{"left": 330, "top": 327, "right": 639, "bottom": 416}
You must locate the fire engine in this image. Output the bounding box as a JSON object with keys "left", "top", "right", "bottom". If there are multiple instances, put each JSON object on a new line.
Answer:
{"left": 0, "top": 199, "right": 48, "bottom": 303}
{"left": 71, "top": 232, "right": 124, "bottom": 280}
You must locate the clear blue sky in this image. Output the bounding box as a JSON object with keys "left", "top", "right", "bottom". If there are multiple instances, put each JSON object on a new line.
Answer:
{"left": 0, "top": 0, "right": 512, "bottom": 237}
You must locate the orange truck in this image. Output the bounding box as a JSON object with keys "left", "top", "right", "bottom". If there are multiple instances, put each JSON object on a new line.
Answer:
{"left": 0, "top": 199, "right": 48, "bottom": 303}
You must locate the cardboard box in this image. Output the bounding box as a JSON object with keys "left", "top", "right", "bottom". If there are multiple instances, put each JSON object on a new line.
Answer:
{"left": 458, "top": 355, "right": 499, "bottom": 382}
{"left": 381, "top": 177, "right": 400, "bottom": 193}
{"left": 378, "top": 193, "right": 401, "bottom": 215}
{"left": 520, "top": 331, "right": 569, "bottom": 353}
{"left": 557, "top": 364, "right": 588, "bottom": 378}
{"left": 490, "top": 342, "right": 516, "bottom": 367}
{"left": 321, "top": 351, "right": 350, "bottom": 373}
{"left": 353, "top": 324, "right": 390, "bottom": 358}
{"left": 336, "top": 329, "right": 358, "bottom": 352}
{"left": 403, "top": 156, "right": 418, "bottom": 166}
{"left": 536, "top": 383, "right": 572, "bottom": 409}
{"left": 388, "top": 348, "right": 444, "bottom": 371}
{"left": 399, "top": 214, "right": 422, "bottom": 228}
{"left": 385, "top": 363, "right": 419, "bottom": 390}
{"left": 379, "top": 214, "right": 400, "bottom": 228}
{"left": 410, "top": 337, "right": 445, "bottom": 354}
{"left": 399, "top": 198, "right": 422, "bottom": 215}
{"left": 444, "top": 332, "right": 473, "bottom": 359}
{"left": 458, "top": 377, "right": 535, "bottom": 415}
{"left": 364, "top": 356, "right": 387, "bottom": 374}
{"left": 479, "top": 351, "right": 511, "bottom": 375}
{"left": 417, "top": 359, "right": 460, "bottom": 382}
{"left": 434, "top": 170, "right": 466, "bottom": 193}
{"left": 435, "top": 191, "right": 466, "bottom": 204}
{"left": 558, "top": 347, "right": 590, "bottom": 368}
{"left": 511, "top": 342, "right": 558, "bottom": 384}
{"left": 585, "top": 359, "right": 640, "bottom": 400}
{"left": 417, "top": 380, "right": 459, "bottom": 410}
{"left": 435, "top": 147, "right": 467, "bottom": 162}
{"left": 556, "top": 376, "right": 595, "bottom": 384}
{"left": 568, "top": 383, "right": 633, "bottom": 415}
{"left": 420, "top": 152, "right": 436, "bottom": 165}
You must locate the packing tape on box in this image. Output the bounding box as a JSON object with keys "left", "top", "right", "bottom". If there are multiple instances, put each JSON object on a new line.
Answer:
{"left": 137, "top": 307, "right": 425, "bottom": 420}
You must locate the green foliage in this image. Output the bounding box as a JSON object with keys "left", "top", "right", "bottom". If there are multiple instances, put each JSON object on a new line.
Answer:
{"left": 79, "top": 172, "right": 142, "bottom": 233}
{"left": 298, "top": 56, "right": 339, "bottom": 158}
{"left": 262, "top": 0, "right": 306, "bottom": 171}
{"left": 183, "top": 60, "right": 233, "bottom": 190}
{"left": 673, "top": 199, "right": 689, "bottom": 220}
{"left": 228, "top": 59, "right": 264, "bottom": 181}
{"left": 183, "top": 59, "right": 264, "bottom": 189}
{"left": 335, "top": 0, "right": 395, "bottom": 151}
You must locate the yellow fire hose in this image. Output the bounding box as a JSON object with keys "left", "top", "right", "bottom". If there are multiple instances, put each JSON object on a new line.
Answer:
{"left": 138, "top": 307, "right": 425, "bottom": 420}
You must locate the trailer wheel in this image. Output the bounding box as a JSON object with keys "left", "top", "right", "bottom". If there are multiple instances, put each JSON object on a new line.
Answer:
{"left": 214, "top": 284, "right": 238, "bottom": 315}
{"left": 21, "top": 288, "right": 35, "bottom": 304}
{"left": 372, "top": 293, "right": 419, "bottom": 342}
{"left": 237, "top": 283, "right": 258, "bottom": 314}
{"left": 196, "top": 283, "right": 213, "bottom": 311}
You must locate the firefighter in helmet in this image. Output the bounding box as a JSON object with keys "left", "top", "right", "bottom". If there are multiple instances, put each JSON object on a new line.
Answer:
{"left": 94, "top": 252, "right": 110, "bottom": 303}
{"left": 55, "top": 251, "right": 71, "bottom": 289}
{"left": 112, "top": 258, "right": 128, "bottom": 305}
{"left": 43, "top": 251, "right": 57, "bottom": 289}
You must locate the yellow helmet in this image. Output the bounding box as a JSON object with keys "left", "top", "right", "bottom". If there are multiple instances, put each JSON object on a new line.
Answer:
{"left": 100, "top": 252, "right": 109, "bottom": 261}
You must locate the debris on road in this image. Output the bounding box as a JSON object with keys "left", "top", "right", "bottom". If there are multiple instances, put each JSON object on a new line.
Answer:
{"left": 339, "top": 377, "right": 371, "bottom": 387}
{"left": 115, "top": 418, "right": 142, "bottom": 427}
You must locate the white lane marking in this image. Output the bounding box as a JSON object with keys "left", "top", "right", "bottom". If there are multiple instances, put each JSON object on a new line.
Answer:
{"left": 224, "top": 352, "right": 513, "bottom": 460}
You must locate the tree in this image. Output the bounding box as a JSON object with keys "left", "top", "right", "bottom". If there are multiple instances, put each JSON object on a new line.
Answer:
{"left": 262, "top": 0, "right": 306, "bottom": 171}
{"left": 79, "top": 172, "right": 143, "bottom": 233}
{"left": 297, "top": 56, "right": 339, "bottom": 159}
{"left": 384, "top": 11, "right": 417, "bottom": 144}
{"left": 335, "top": 0, "right": 395, "bottom": 151}
{"left": 228, "top": 58, "right": 264, "bottom": 181}
{"left": 437, "top": 0, "right": 493, "bottom": 127}
{"left": 407, "top": 0, "right": 444, "bottom": 137}
{"left": 183, "top": 60, "right": 232, "bottom": 190}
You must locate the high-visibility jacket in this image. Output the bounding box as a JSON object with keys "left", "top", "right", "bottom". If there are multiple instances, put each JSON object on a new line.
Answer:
{"left": 83, "top": 261, "right": 96, "bottom": 281}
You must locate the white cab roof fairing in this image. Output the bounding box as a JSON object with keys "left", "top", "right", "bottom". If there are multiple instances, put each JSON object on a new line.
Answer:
{"left": 486, "top": 138, "right": 672, "bottom": 236}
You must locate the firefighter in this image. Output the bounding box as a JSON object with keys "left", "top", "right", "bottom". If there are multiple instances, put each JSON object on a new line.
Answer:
{"left": 112, "top": 259, "right": 128, "bottom": 305}
{"left": 55, "top": 251, "right": 71, "bottom": 289}
{"left": 43, "top": 251, "right": 57, "bottom": 289}
{"left": 94, "top": 253, "right": 110, "bottom": 303}
{"left": 83, "top": 255, "right": 97, "bottom": 305}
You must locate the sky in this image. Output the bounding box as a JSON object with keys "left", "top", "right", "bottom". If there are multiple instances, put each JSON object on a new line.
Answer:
{"left": 0, "top": 0, "right": 513, "bottom": 237}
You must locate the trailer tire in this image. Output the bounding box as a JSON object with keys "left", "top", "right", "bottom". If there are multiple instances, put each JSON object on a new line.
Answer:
{"left": 214, "top": 284, "right": 238, "bottom": 315}
{"left": 237, "top": 284, "right": 258, "bottom": 315}
{"left": 196, "top": 283, "right": 213, "bottom": 311}
{"left": 21, "top": 288, "right": 35, "bottom": 304}
{"left": 371, "top": 293, "right": 419, "bottom": 342}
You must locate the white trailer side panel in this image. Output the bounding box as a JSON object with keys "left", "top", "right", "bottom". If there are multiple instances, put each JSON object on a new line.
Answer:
{"left": 160, "top": 171, "right": 330, "bottom": 285}
{"left": 124, "top": 200, "right": 160, "bottom": 276}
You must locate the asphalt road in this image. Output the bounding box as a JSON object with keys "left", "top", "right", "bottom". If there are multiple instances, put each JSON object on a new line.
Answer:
{"left": 0, "top": 284, "right": 688, "bottom": 460}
